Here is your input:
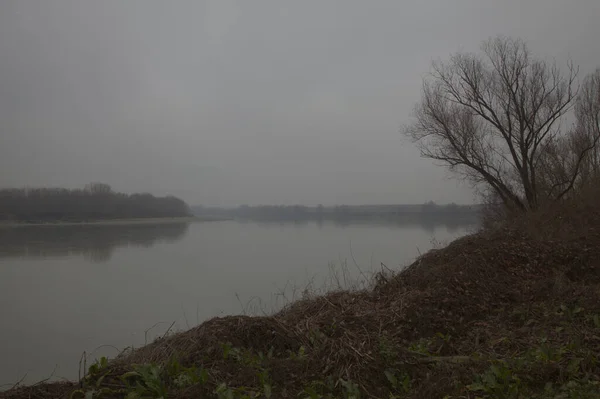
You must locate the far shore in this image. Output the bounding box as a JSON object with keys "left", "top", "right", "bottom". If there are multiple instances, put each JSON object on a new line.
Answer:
{"left": 0, "top": 215, "right": 229, "bottom": 228}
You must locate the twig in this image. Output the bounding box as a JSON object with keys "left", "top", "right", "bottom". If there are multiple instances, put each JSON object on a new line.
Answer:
{"left": 415, "top": 355, "right": 473, "bottom": 364}
{"left": 349, "top": 240, "right": 369, "bottom": 285}
{"left": 144, "top": 321, "right": 170, "bottom": 345}
{"left": 88, "top": 344, "right": 121, "bottom": 360}
{"left": 9, "top": 372, "right": 27, "bottom": 390}
{"left": 31, "top": 365, "right": 58, "bottom": 386}
{"left": 344, "top": 333, "right": 375, "bottom": 361}
{"left": 161, "top": 320, "right": 177, "bottom": 339}
{"left": 235, "top": 292, "right": 247, "bottom": 315}
{"left": 380, "top": 262, "right": 393, "bottom": 274}
{"left": 407, "top": 351, "right": 474, "bottom": 364}
{"left": 181, "top": 306, "right": 191, "bottom": 329}
{"left": 78, "top": 351, "right": 86, "bottom": 387}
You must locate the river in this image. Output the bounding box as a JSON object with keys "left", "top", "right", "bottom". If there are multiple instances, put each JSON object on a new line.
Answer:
{"left": 0, "top": 219, "right": 476, "bottom": 386}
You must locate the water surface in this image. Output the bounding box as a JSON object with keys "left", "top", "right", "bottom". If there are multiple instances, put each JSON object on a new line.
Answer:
{"left": 0, "top": 219, "right": 475, "bottom": 385}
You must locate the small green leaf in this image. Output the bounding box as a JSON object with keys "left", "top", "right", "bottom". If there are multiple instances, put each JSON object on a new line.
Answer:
{"left": 121, "top": 371, "right": 141, "bottom": 382}
{"left": 402, "top": 374, "right": 411, "bottom": 393}
{"left": 95, "top": 374, "right": 105, "bottom": 388}
{"left": 199, "top": 368, "right": 209, "bottom": 384}
{"left": 298, "top": 346, "right": 306, "bottom": 358}
{"left": 264, "top": 383, "right": 272, "bottom": 398}
{"left": 467, "top": 383, "right": 486, "bottom": 392}
{"left": 384, "top": 369, "right": 397, "bottom": 388}
{"left": 88, "top": 364, "right": 99, "bottom": 375}
{"left": 567, "top": 357, "right": 582, "bottom": 374}
{"left": 69, "top": 390, "right": 85, "bottom": 399}
{"left": 96, "top": 388, "right": 113, "bottom": 398}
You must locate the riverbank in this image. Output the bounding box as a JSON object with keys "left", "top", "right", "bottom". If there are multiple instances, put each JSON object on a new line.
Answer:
{"left": 0, "top": 216, "right": 228, "bottom": 228}
{"left": 2, "top": 201, "right": 599, "bottom": 398}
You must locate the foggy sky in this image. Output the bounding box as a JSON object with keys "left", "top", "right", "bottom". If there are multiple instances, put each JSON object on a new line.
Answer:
{"left": 1, "top": 1, "right": 599, "bottom": 206}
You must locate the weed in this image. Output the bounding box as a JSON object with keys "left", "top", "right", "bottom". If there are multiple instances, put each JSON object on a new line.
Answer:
{"left": 384, "top": 369, "right": 411, "bottom": 397}
{"left": 584, "top": 313, "right": 600, "bottom": 329}
{"left": 407, "top": 337, "right": 431, "bottom": 356}
{"left": 121, "top": 364, "right": 168, "bottom": 399}
{"left": 87, "top": 357, "right": 109, "bottom": 376}
{"left": 467, "top": 361, "right": 521, "bottom": 399}
{"left": 288, "top": 345, "right": 307, "bottom": 360}
{"left": 378, "top": 335, "right": 399, "bottom": 365}
{"left": 556, "top": 304, "right": 585, "bottom": 321}
{"left": 221, "top": 342, "right": 241, "bottom": 361}
{"left": 339, "top": 379, "right": 360, "bottom": 399}
{"left": 257, "top": 347, "right": 275, "bottom": 362}
{"left": 308, "top": 328, "right": 327, "bottom": 347}
{"left": 257, "top": 369, "right": 272, "bottom": 398}
{"left": 214, "top": 383, "right": 266, "bottom": 399}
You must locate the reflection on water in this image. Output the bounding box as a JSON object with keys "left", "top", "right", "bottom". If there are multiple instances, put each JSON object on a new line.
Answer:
{"left": 246, "top": 217, "right": 477, "bottom": 234}
{"left": 0, "top": 223, "right": 190, "bottom": 263}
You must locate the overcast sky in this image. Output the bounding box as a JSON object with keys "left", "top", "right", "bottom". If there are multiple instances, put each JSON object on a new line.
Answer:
{"left": 1, "top": 1, "right": 598, "bottom": 206}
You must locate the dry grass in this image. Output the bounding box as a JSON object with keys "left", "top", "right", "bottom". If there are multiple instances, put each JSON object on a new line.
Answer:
{"left": 2, "top": 197, "right": 600, "bottom": 398}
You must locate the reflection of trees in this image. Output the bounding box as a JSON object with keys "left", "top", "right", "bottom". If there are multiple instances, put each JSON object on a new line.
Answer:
{"left": 194, "top": 204, "right": 481, "bottom": 230}
{"left": 329, "top": 214, "right": 479, "bottom": 231}
{"left": 0, "top": 223, "right": 190, "bottom": 263}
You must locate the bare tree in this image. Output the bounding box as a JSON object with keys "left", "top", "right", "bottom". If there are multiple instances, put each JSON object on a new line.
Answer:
{"left": 520, "top": 68, "right": 600, "bottom": 200}
{"left": 574, "top": 69, "right": 600, "bottom": 181}
{"left": 404, "top": 36, "right": 598, "bottom": 211}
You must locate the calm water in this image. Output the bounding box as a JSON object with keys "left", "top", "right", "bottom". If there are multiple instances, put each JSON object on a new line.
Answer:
{"left": 0, "top": 220, "right": 475, "bottom": 386}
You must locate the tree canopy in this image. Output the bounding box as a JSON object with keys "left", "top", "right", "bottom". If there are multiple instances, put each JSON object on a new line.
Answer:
{"left": 0, "top": 184, "right": 191, "bottom": 222}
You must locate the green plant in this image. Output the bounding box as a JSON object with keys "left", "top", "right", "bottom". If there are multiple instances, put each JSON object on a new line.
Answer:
{"left": 379, "top": 335, "right": 399, "bottom": 364}
{"left": 70, "top": 388, "right": 114, "bottom": 399}
{"left": 164, "top": 356, "right": 207, "bottom": 388}
{"left": 308, "top": 329, "right": 327, "bottom": 347}
{"left": 257, "top": 347, "right": 275, "bottom": 362}
{"left": 301, "top": 385, "right": 324, "bottom": 399}
{"left": 257, "top": 369, "right": 272, "bottom": 398}
{"left": 88, "top": 356, "right": 109, "bottom": 376}
{"left": 584, "top": 313, "right": 600, "bottom": 328}
{"left": 407, "top": 338, "right": 431, "bottom": 356}
{"left": 557, "top": 304, "right": 585, "bottom": 321}
{"left": 384, "top": 369, "right": 411, "bottom": 397}
{"left": 289, "top": 345, "right": 307, "bottom": 360}
{"left": 468, "top": 361, "right": 521, "bottom": 399}
{"left": 214, "top": 383, "right": 265, "bottom": 399}
{"left": 221, "top": 342, "right": 241, "bottom": 360}
{"left": 215, "top": 383, "right": 235, "bottom": 399}
{"left": 300, "top": 380, "right": 335, "bottom": 399}
{"left": 339, "top": 379, "right": 360, "bottom": 399}
{"left": 121, "top": 364, "right": 168, "bottom": 399}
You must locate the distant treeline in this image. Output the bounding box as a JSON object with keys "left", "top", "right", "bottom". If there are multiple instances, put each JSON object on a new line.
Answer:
{"left": 0, "top": 183, "right": 191, "bottom": 222}
{"left": 192, "top": 202, "right": 481, "bottom": 224}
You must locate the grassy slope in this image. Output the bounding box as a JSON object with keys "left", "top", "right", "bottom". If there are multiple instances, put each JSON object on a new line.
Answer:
{"left": 2, "top": 200, "right": 600, "bottom": 399}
